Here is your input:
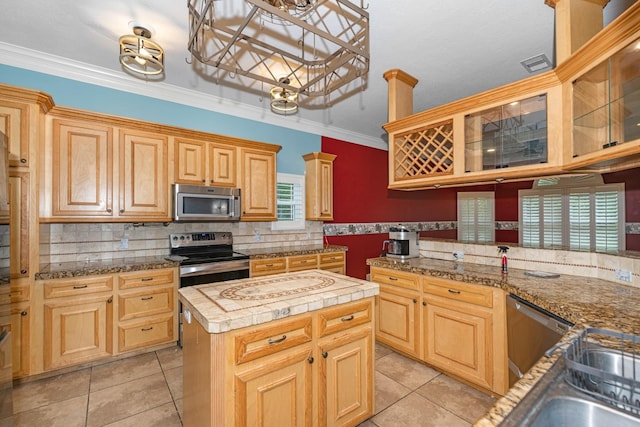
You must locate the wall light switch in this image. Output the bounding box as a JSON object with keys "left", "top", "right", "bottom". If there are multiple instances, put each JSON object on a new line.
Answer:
{"left": 615, "top": 269, "right": 632, "bottom": 283}
{"left": 453, "top": 250, "right": 464, "bottom": 260}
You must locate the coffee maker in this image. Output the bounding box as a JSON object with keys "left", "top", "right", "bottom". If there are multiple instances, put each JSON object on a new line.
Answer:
{"left": 382, "top": 226, "right": 420, "bottom": 260}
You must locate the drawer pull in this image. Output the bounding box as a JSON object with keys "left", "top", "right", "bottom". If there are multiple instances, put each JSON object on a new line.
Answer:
{"left": 265, "top": 263, "right": 274, "bottom": 267}
{"left": 141, "top": 296, "right": 154, "bottom": 301}
{"left": 73, "top": 285, "right": 88, "bottom": 289}
{"left": 268, "top": 335, "right": 287, "bottom": 344}
{"left": 141, "top": 277, "right": 153, "bottom": 282}
{"left": 389, "top": 277, "right": 398, "bottom": 281}
{"left": 141, "top": 327, "right": 153, "bottom": 332}
{"left": 341, "top": 314, "right": 354, "bottom": 322}
{"left": 300, "top": 260, "right": 307, "bottom": 263}
{"left": 448, "top": 289, "right": 461, "bottom": 294}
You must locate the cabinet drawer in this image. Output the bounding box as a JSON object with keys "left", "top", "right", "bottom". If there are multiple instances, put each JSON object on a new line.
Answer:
{"left": 250, "top": 258, "right": 287, "bottom": 277}
{"left": 287, "top": 254, "right": 318, "bottom": 272}
{"left": 234, "top": 315, "right": 313, "bottom": 364}
{"left": 319, "top": 252, "right": 345, "bottom": 266}
{"left": 118, "top": 285, "right": 174, "bottom": 321}
{"left": 118, "top": 313, "right": 174, "bottom": 353}
{"left": 43, "top": 275, "right": 114, "bottom": 299}
{"left": 316, "top": 299, "right": 372, "bottom": 338}
{"left": 370, "top": 267, "right": 419, "bottom": 290}
{"left": 10, "top": 282, "right": 30, "bottom": 303}
{"left": 118, "top": 268, "right": 176, "bottom": 290}
{"left": 422, "top": 277, "right": 493, "bottom": 308}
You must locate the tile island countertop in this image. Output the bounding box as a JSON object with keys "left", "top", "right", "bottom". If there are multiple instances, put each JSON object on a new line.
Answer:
{"left": 367, "top": 256, "right": 640, "bottom": 426}
{"left": 178, "top": 269, "right": 379, "bottom": 334}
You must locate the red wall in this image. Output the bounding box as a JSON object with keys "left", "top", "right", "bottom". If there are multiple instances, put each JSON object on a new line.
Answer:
{"left": 321, "top": 136, "right": 640, "bottom": 279}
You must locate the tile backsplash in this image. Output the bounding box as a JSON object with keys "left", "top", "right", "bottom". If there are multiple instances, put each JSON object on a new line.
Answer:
{"left": 39, "top": 221, "right": 324, "bottom": 264}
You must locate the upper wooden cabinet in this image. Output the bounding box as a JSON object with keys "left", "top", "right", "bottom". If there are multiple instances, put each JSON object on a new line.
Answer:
{"left": 303, "top": 152, "right": 336, "bottom": 220}
{"left": 383, "top": 4, "right": 640, "bottom": 189}
{"left": 0, "top": 84, "right": 53, "bottom": 168}
{"left": 42, "top": 114, "right": 171, "bottom": 221}
{"left": 239, "top": 147, "right": 277, "bottom": 221}
{"left": 175, "top": 137, "right": 237, "bottom": 187}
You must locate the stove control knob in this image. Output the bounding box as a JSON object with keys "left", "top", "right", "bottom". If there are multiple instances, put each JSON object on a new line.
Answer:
{"left": 179, "top": 236, "right": 185, "bottom": 240}
{"left": 172, "top": 236, "right": 178, "bottom": 241}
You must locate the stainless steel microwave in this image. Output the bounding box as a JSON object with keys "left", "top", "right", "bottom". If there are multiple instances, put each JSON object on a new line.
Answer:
{"left": 173, "top": 184, "right": 241, "bottom": 222}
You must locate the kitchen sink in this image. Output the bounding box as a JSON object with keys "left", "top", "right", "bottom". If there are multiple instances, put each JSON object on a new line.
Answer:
{"left": 529, "top": 396, "right": 640, "bottom": 427}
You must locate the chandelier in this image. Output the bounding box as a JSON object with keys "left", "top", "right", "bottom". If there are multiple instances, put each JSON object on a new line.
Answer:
{"left": 187, "top": 0, "right": 369, "bottom": 110}
{"left": 271, "top": 78, "right": 299, "bottom": 114}
{"left": 119, "top": 23, "right": 164, "bottom": 77}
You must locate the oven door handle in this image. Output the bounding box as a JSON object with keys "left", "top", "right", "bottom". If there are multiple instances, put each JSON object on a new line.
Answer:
{"left": 180, "top": 259, "right": 250, "bottom": 277}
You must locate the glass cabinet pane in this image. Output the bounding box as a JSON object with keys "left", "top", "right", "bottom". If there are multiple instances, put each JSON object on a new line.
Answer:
{"left": 464, "top": 94, "right": 548, "bottom": 172}
{"left": 573, "top": 37, "right": 640, "bottom": 157}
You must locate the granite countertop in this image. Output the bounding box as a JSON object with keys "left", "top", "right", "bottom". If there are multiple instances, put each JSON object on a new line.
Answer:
{"left": 178, "top": 269, "right": 379, "bottom": 334}
{"left": 242, "top": 244, "right": 348, "bottom": 259}
{"left": 36, "top": 256, "right": 179, "bottom": 280}
{"left": 366, "top": 256, "right": 640, "bottom": 426}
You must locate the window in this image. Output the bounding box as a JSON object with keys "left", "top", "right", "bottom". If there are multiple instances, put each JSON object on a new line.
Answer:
{"left": 519, "top": 175, "right": 625, "bottom": 252}
{"left": 457, "top": 192, "right": 495, "bottom": 242}
{"left": 272, "top": 173, "right": 305, "bottom": 230}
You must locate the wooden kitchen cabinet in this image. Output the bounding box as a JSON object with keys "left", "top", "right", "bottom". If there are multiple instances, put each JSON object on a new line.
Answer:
{"left": 10, "top": 301, "right": 30, "bottom": 378}
{"left": 182, "top": 297, "right": 375, "bottom": 427}
{"left": 42, "top": 274, "right": 114, "bottom": 370}
{"left": 239, "top": 147, "right": 277, "bottom": 221}
{"left": 303, "top": 152, "right": 336, "bottom": 221}
{"left": 250, "top": 257, "right": 287, "bottom": 277}
{"left": 371, "top": 267, "right": 508, "bottom": 395}
{"left": 9, "top": 171, "right": 30, "bottom": 279}
{"left": 371, "top": 267, "right": 421, "bottom": 358}
{"left": 117, "top": 268, "right": 177, "bottom": 353}
{"left": 42, "top": 112, "right": 172, "bottom": 221}
{"left": 251, "top": 251, "right": 346, "bottom": 278}
{"left": 287, "top": 254, "right": 319, "bottom": 272}
{"left": 175, "top": 137, "right": 237, "bottom": 187}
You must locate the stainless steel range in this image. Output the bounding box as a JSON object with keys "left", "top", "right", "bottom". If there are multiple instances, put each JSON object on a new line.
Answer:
{"left": 169, "top": 231, "right": 249, "bottom": 345}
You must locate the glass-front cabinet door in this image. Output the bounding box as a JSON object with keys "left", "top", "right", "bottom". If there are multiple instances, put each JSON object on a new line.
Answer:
{"left": 572, "top": 37, "right": 640, "bottom": 157}
{"left": 464, "top": 94, "right": 548, "bottom": 173}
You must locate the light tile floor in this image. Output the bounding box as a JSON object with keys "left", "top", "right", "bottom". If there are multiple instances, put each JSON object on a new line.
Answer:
{"left": 12, "top": 344, "right": 496, "bottom": 426}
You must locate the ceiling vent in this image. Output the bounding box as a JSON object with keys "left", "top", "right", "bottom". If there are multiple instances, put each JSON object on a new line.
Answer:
{"left": 520, "top": 54, "right": 553, "bottom": 73}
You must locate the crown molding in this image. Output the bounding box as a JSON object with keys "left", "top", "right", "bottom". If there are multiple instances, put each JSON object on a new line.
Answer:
{"left": 0, "top": 42, "right": 388, "bottom": 150}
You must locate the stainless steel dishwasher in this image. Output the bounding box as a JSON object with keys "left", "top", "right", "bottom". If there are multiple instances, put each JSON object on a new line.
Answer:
{"left": 507, "top": 294, "right": 572, "bottom": 387}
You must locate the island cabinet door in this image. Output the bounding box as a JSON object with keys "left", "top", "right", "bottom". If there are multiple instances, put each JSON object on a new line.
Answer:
{"left": 317, "top": 326, "right": 374, "bottom": 427}
{"left": 234, "top": 346, "right": 313, "bottom": 427}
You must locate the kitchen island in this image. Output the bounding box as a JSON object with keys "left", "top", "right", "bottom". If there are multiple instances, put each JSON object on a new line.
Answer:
{"left": 178, "top": 269, "right": 379, "bottom": 427}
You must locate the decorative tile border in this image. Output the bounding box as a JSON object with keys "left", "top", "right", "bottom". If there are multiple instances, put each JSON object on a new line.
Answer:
{"left": 324, "top": 222, "right": 640, "bottom": 236}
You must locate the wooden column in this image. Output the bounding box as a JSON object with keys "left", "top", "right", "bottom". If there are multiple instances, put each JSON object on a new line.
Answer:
{"left": 545, "top": 0, "right": 610, "bottom": 64}
{"left": 383, "top": 69, "right": 419, "bottom": 122}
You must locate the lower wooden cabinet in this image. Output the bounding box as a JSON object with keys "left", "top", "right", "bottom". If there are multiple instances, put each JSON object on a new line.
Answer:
{"left": 250, "top": 251, "right": 346, "bottom": 278}
{"left": 372, "top": 266, "right": 508, "bottom": 395}
{"left": 33, "top": 267, "right": 178, "bottom": 375}
{"left": 182, "top": 298, "right": 374, "bottom": 427}
{"left": 10, "top": 302, "right": 30, "bottom": 378}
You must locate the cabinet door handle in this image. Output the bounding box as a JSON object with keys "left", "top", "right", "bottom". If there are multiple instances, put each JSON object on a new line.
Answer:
{"left": 448, "top": 289, "right": 461, "bottom": 294}
{"left": 141, "top": 277, "right": 153, "bottom": 282}
{"left": 107, "top": 297, "right": 113, "bottom": 304}
{"left": 20, "top": 311, "right": 27, "bottom": 316}
{"left": 322, "top": 351, "right": 328, "bottom": 358}
{"left": 268, "top": 335, "right": 287, "bottom": 344}
{"left": 20, "top": 269, "right": 27, "bottom": 275}
{"left": 20, "top": 158, "right": 26, "bottom": 164}
{"left": 120, "top": 209, "right": 125, "bottom": 214}
{"left": 141, "top": 296, "right": 153, "bottom": 301}
{"left": 73, "top": 285, "right": 88, "bottom": 289}
{"left": 141, "top": 327, "right": 153, "bottom": 332}
{"left": 341, "top": 315, "right": 354, "bottom": 322}
{"left": 412, "top": 298, "right": 417, "bottom": 303}
{"left": 422, "top": 301, "right": 427, "bottom": 306}
{"left": 307, "top": 356, "right": 314, "bottom": 364}
{"left": 106, "top": 208, "right": 112, "bottom": 213}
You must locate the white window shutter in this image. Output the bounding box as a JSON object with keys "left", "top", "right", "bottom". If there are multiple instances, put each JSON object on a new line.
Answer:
{"left": 272, "top": 173, "right": 305, "bottom": 231}
{"left": 458, "top": 192, "right": 495, "bottom": 243}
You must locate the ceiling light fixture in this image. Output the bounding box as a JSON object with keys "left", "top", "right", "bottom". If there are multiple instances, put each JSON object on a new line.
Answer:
{"left": 119, "top": 23, "right": 164, "bottom": 77}
{"left": 270, "top": 78, "right": 299, "bottom": 115}
{"left": 187, "top": 0, "right": 369, "bottom": 111}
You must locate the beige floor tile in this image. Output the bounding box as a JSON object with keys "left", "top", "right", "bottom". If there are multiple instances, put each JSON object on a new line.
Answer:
{"left": 102, "top": 402, "right": 182, "bottom": 427}
{"left": 157, "top": 346, "right": 183, "bottom": 371}
{"left": 14, "top": 395, "right": 87, "bottom": 427}
{"left": 375, "top": 352, "right": 441, "bottom": 390}
{"left": 371, "top": 392, "right": 470, "bottom": 427}
{"left": 374, "top": 371, "right": 411, "bottom": 414}
{"left": 90, "top": 352, "right": 162, "bottom": 392}
{"left": 13, "top": 368, "right": 91, "bottom": 414}
{"left": 86, "top": 372, "right": 173, "bottom": 427}
{"left": 416, "top": 374, "right": 496, "bottom": 423}
{"left": 375, "top": 343, "right": 393, "bottom": 359}
{"left": 164, "top": 366, "right": 183, "bottom": 401}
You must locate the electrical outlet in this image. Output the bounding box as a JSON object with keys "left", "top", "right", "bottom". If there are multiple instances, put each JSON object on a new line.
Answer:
{"left": 254, "top": 231, "right": 261, "bottom": 242}
{"left": 119, "top": 238, "right": 128, "bottom": 250}
{"left": 306, "top": 231, "right": 311, "bottom": 240}
{"left": 615, "top": 269, "right": 632, "bottom": 283}
{"left": 453, "top": 250, "right": 464, "bottom": 260}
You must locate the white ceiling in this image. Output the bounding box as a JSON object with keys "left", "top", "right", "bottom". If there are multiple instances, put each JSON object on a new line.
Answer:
{"left": 0, "top": 1, "right": 622, "bottom": 148}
